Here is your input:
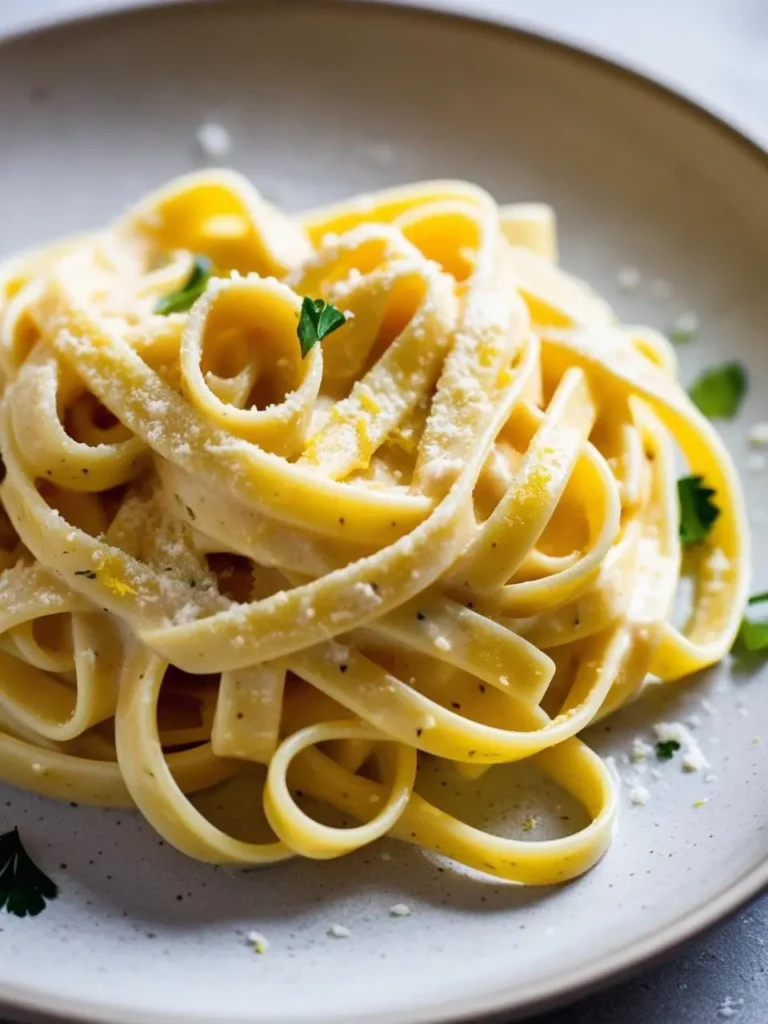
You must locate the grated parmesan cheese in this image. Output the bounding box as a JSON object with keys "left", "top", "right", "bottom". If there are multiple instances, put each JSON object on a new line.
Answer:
{"left": 682, "top": 747, "right": 710, "bottom": 773}
{"left": 353, "top": 581, "right": 382, "bottom": 605}
{"left": 718, "top": 997, "right": 744, "bottom": 1018}
{"left": 748, "top": 422, "right": 768, "bottom": 447}
{"left": 329, "top": 643, "right": 351, "bottom": 665}
{"left": 328, "top": 924, "right": 351, "bottom": 939}
{"left": 196, "top": 121, "right": 232, "bottom": 159}
{"left": 629, "top": 784, "right": 651, "bottom": 806}
{"left": 246, "top": 930, "right": 269, "bottom": 954}
{"left": 670, "top": 311, "right": 699, "bottom": 341}
{"left": 653, "top": 721, "right": 709, "bottom": 772}
{"left": 417, "top": 456, "right": 463, "bottom": 488}
{"left": 389, "top": 903, "right": 412, "bottom": 917}
{"left": 631, "top": 737, "right": 654, "bottom": 762}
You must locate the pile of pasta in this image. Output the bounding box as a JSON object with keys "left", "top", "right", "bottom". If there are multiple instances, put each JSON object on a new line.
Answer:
{"left": 0, "top": 173, "right": 748, "bottom": 884}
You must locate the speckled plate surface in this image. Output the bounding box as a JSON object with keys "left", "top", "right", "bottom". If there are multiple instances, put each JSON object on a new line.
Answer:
{"left": 1, "top": 2, "right": 768, "bottom": 1023}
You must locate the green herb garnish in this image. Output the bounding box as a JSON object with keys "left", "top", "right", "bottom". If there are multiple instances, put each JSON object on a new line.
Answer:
{"left": 297, "top": 297, "right": 347, "bottom": 358}
{"left": 0, "top": 827, "right": 58, "bottom": 917}
{"left": 736, "top": 592, "right": 768, "bottom": 653}
{"left": 688, "top": 361, "right": 747, "bottom": 419}
{"left": 678, "top": 475, "right": 720, "bottom": 546}
{"left": 655, "top": 739, "right": 681, "bottom": 761}
{"left": 154, "top": 256, "right": 213, "bottom": 315}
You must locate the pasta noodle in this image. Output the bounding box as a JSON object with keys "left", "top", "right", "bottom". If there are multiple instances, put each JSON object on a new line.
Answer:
{"left": 0, "top": 172, "right": 748, "bottom": 884}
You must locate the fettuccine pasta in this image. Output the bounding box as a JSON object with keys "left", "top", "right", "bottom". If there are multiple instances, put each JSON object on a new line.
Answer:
{"left": 0, "top": 172, "right": 748, "bottom": 884}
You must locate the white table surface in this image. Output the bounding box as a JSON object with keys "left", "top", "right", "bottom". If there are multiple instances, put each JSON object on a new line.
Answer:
{"left": 1, "top": 2, "right": 767, "bottom": 1023}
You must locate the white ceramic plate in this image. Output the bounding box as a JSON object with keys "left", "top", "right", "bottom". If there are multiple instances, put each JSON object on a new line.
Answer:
{"left": 1, "top": 3, "right": 768, "bottom": 1023}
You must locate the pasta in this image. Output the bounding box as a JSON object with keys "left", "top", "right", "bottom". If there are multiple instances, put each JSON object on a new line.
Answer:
{"left": 0, "top": 172, "right": 748, "bottom": 884}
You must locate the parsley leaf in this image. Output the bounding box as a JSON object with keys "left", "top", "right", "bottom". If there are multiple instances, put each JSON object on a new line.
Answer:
{"left": 0, "top": 827, "right": 58, "bottom": 917}
{"left": 688, "top": 361, "right": 747, "bottom": 419}
{"left": 737, "top": 619, "right": 768, "bottom": 653}
{"left": 154, "top": 256, "right": 213, "bottom": 316}
{"left": 736, "top": 591, "right": 768, "bottom": 653}
{"left": 297, "top": 296, "right": 347, "bottom": 358}
{"left": 655, "top": 739, "right": 681, "bottom": 761}
{"left": 678, "top": 475, "right": 720, "bottom": 547}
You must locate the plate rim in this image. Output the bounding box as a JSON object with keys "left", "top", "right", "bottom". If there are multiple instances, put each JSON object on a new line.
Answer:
{"left": 0, "top": 2, "right": 767, "bottom": 1023}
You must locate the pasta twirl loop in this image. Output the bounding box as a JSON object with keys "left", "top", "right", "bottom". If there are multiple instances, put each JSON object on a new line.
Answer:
{"left": 265, "top": 721, "right": 417, "bottom": 859}
{"left": 180, "top": 275, "right": 323, "bottom": 457}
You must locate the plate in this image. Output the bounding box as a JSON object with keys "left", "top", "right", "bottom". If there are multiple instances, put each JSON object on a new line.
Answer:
{"left": 1, "top": 2, "right": 768, "bottom": 1023}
